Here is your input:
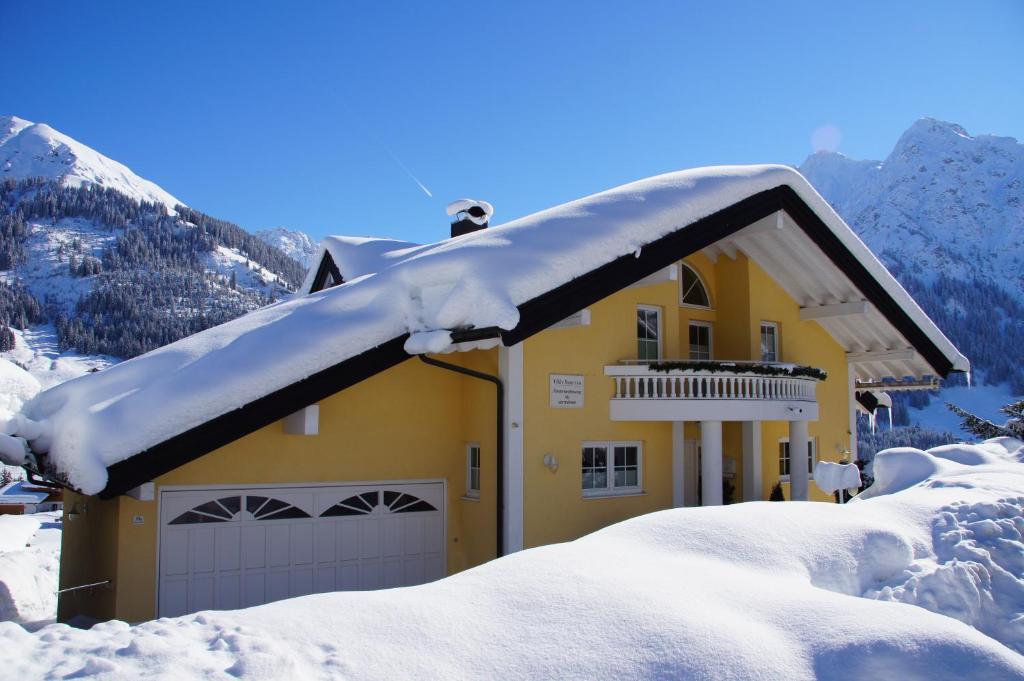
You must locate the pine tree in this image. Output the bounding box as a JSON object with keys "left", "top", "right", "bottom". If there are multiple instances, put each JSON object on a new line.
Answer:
{"left": 946, "top": 400, "right": 1024, "bottom": 440}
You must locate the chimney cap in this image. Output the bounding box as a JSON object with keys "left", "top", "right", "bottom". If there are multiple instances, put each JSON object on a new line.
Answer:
{"left": 446, "top": 199, "right": 494, "bottom": 224}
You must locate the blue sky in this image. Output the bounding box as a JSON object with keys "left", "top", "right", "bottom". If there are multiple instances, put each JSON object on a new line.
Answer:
{"left": 4, "top": 1, "right": 1022, "bottom": 243}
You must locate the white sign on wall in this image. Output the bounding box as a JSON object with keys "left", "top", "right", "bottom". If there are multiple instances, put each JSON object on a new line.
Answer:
{"left": 550, "top": 374, "right": 584, "bottom": 408}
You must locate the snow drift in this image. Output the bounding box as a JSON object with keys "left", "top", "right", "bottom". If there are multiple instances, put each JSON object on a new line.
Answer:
{"left": 4, "top": 439, "right": 1024, "bottom": 680}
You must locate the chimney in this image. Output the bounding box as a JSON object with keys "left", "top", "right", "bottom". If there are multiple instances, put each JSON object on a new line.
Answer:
{"left": 447, "top": 199, "right": 494, "bottom": 238}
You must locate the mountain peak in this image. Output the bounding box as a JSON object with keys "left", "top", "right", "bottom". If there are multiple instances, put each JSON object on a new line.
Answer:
{"left": 0, "top": 114, "right": 183, "bottom": 211}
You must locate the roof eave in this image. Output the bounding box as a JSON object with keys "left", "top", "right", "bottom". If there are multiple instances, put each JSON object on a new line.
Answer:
{"left": 92, "top": 184, "right": 965, "bottom": 498}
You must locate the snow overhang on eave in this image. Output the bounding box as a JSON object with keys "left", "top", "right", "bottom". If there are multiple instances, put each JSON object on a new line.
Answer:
{"left": 48, "top": 175, "right": 968, "bottom": 499}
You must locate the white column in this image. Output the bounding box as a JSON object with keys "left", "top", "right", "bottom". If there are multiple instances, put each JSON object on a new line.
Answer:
{"left": 672, "top": 421, "right": 685, "bottom": 508}
{"left": 700, "top": 420, "right": 723, "bottom": 506}
{"left": 499, "top": 343, "right": 524, "bottom": 554}
{"left": 789, "top": 419, "right": 810, "bottom": 501}
{"left": 848, "top": 364, "right": 858, "bottom": 462}
{"left": 741, "top": 421, "right": 762, "bottom": 502}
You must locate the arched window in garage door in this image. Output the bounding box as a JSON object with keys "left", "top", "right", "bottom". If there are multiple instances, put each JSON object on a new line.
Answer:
{"left": 320, "top": 490, "right": 438, "bottom": 517}
{"left": 168, "top": 495, "right": 310, "bottom": 524}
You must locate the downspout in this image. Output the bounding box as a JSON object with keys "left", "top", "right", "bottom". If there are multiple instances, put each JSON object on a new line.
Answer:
{"left": 417, "top": 354, "right": 505, "bottom": 559}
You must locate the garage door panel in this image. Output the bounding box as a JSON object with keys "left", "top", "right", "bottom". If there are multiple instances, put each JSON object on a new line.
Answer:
{"left": 216, "top": 526, "right": 241, "bottom": 571}
{"left": 316, "top": 524, "right": 335, "bottom": 563}
{"left": 268, "top": 526, "right": 291, "bottom": 567}
{"left": 191, "top": 575, "right": 214, "bottom": 612}
{"left": 338, "top": 564, "right": 359, "bottom": 591}
{"left": 404, "top": 557, "right": 425, "bottom": 586}
{"left": 160, "top": 482, "right": 445, "bottom": 618}
{"left": 403, "top": 517, "right": 424, "bottom": 554}
{"left": 292, "top": 524, "right": 313, "bottom": 565}
{"left": 382, "top": 558, "right": 403, "bottom": 588}
{"left": 243, "top": 526, "right": 266, "bottom": 569}
{"left": 292, "top": 568, "right": 313, "bottom": 597}
{"left": 267, "top": 570, "right": 290, "bottom": 602}
{"left": 382, "top": 517, "right": 403, "bottom": 557}
{"left": 338, "top": 521, "right": 359, "bottom": 561}
{"left": 217, "top": 575, "right": 240, "bottom": 610}
{"left": 162, "top": 531, "right": 188, "bottom": 576}
{"left": 359, "top": 519, "right": 381, "bottom": 559}
{"left": 160, "top": 578, "right": 188, "bottom": 618}
{"left": 191, "top": 528, "right": 216, "bottom": 574}
{"left": 243, "top": 573, "right": 265, "bottom": 607}
{"left": 425, "top": 554, "right": 443, "bottom": 581}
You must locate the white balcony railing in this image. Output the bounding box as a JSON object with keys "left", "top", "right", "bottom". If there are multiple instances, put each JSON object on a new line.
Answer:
{"left": 604, "top": 361, "right": 821, "bottom": 422}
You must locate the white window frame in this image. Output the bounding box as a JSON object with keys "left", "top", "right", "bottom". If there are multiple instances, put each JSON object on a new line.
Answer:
{"left": 679, "top": 263, "right": 713, "bottom": 309}
{"left": 688, "top": 321, "right": 713, "bottom": 361}
{"left": 760, "top": 321, "right": 779, "bottom": 363}
{"left": 778, "top": 437, "right": 817, "bottom": 481}
{"left": 582, "top": 441, "right": 643, "bottom": 498}
{"left": 466, "top": 443, "right": 481, "bottom": 499}
{"left": 636, "top": 305, "right": 663, "bottom": 361}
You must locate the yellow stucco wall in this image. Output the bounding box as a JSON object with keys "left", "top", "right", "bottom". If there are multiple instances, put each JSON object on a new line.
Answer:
{"left": 59, "top": 252, "right": 854, "bottom": 624}
{"left": 522, "top": 276, "right": 681, "bottom": 548}
{"left": 59, "top": 352, "right": 500, "bottom": 623}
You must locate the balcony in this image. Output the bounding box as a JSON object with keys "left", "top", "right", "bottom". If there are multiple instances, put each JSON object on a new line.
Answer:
{"left": 604, "top": 360, "right": 822, "bottom": 422}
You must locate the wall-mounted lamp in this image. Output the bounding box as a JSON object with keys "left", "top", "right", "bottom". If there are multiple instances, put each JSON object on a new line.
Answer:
{"left": 542, "top": 453, "right": 558, "bottom": 473}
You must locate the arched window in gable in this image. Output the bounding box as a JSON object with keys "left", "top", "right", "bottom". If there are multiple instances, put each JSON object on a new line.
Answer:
{"left": 680, "top": 263, "right": 711, "bottom": 308}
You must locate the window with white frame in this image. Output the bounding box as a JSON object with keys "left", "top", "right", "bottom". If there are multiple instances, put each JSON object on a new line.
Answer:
{"left": 466, "top": 443, "right": 481, "bottom": 498}
{"left": 636, "top": 306, "right": 662, "bottom": 360}
{"left": 688, "top": 321, "right": 713, "bottom": 361}
{"left": 582, "top": 442, "right": 642, "bottom": 496}
{"left": 760, "top": 322, "right": 779, "bottom": 362}
{"left": 778, "top": 438, "right": 816, "bottom": 480}
{"left": 680, "top": 263, "right": 711, "bottom": 308}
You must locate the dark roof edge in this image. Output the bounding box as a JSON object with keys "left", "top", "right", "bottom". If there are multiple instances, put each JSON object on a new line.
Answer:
{"left": 95, "top": 185, "right": 956, "bottom": 497}
{"left": 308, "top": 250, "right": 343, "bottom": 293}
{"left": 98, "top": 335, "right": 411, "bottom": 498}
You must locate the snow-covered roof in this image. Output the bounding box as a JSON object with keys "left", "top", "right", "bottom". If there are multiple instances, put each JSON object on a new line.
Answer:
{"left": 9, "top": 165, "right": 969, "bottom": 495}
{"left": 298, "top": 236, "right": 429, "bottom": 292}
{"left": 0, "top": 480, "right": 52, "bottom": 505}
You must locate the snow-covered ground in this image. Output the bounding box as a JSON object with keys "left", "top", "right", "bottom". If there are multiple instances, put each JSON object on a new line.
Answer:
{"left": 0, "top": 511, "right": 61, "bottom": 630}
{"left": 3, "top": 439, "right": 1023, "bottom": 680}
{"left": 2, "top": 326, "right": 117, "bottom": 391}
{"left": 910, "top": 380, "right": 1023, "bottom": 440}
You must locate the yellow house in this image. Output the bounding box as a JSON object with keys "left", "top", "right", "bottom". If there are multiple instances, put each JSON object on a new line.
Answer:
{"left": 7, "top": 165, "right": 967, "bottom": 624}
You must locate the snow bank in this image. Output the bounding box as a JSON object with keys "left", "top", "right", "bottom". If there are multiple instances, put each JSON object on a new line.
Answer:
{"left": 4, "top": 441, "right": 1024, "bottom": 680}
{"left": 11, "top": 164, "right": 966, "bottom": 494}
{"left": 0, "top": 359, "right": 41, "bottom": 415}
{"left": 0, "top": 512, "right": 60, "bottom": 629}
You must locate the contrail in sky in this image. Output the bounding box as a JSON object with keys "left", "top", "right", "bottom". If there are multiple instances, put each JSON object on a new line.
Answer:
{"left": 384, "top": 148, "right": 433, "bottom": 198}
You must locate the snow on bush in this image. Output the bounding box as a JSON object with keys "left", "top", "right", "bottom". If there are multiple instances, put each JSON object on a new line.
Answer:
{"left": 4, "top": 440, "right": 1024, "bottom": 680}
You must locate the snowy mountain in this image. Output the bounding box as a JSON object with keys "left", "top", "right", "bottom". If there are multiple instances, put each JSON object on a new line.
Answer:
{"left": 799, "top": 118, "right": 1024, "bottom": 440}
{"left": 0, "top": 115, "right": 307, "bottom": 386}
{"left": 800, "top": 118, "right": 1024, "bottom": 293}
{"left": 256, "top": 227, "right": 318, "bottom": 268}
{"left": 0, "top": 116, "right": 182, "bottom": 211}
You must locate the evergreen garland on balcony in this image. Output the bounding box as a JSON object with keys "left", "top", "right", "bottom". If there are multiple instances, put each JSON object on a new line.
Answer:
{"left": 646, "top": 360, "right": 827, "bottom": 381}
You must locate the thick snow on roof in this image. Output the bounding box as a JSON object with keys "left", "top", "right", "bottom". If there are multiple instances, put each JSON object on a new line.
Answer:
{"left": 298, "top": 235, "right": 429, "bottom": 291}
{"left": 4, "top": 440, "right": 1024, "bottom": 678}
{"left": 0, "top": 480, "right": 51, "bottom": 505}
{"left": 12, "top": 165, "right": 966, "bottom": 493}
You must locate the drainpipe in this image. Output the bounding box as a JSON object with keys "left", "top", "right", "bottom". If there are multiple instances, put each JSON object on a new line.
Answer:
{"left": 417, "top": 354, "right": 505, "bottom": 559}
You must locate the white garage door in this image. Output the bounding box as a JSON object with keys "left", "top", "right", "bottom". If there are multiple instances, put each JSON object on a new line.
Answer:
{"left": 158, "top": 482, "right": 445, "bottom": 618}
